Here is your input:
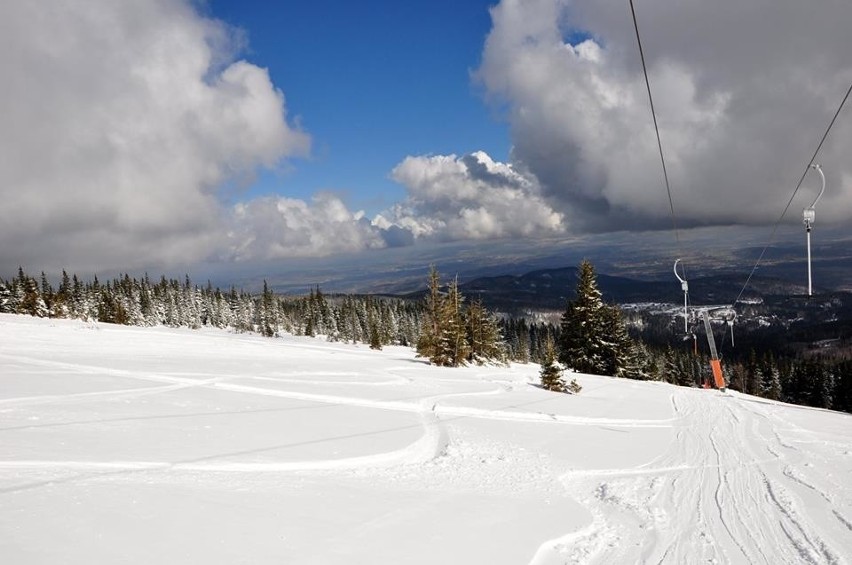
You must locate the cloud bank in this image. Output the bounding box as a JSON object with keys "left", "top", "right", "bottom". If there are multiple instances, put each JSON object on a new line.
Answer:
{"left": 4, "top": 0, "right": 852, "bottom": 275}
{"left": 477, "top": 0, "right": 852, "bottom": 231}
{"left": 0, "top": 0, "right": 308, "bottom": 272}
{"left": 0, "top": 0, "right": 550, "bottom": 272}
{"left": 227, "top": 194, "right": 388, "bottom": 260}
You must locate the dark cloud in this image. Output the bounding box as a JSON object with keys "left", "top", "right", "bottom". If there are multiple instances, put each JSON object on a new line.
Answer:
{"left": 379, "top": 225, "right": 416, "bottom": 248}
{"left": 477, "top": 0, "right": 852, "bottom": 233}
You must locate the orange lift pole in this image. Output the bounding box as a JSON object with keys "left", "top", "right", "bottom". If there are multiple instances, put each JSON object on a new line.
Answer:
{"left": 701, "top": 310, "right": 727, "bottom": 391}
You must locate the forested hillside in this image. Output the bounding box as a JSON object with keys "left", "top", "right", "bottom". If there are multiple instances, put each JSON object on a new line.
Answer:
{"left": 3, "top": 266, "right": 850, "bottom": 413}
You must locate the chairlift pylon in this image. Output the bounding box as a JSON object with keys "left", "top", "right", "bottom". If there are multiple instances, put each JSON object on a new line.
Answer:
{"left": 671, "top": 261, "right": 733, "bottom": 390}
{"left": 803, "top": 163, "right": 826, "bottom": 297}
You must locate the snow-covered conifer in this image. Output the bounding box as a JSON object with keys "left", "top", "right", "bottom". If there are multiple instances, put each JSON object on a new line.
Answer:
{"left": 539, "top": 335, "right": 566, "bottom": 392}
{"left": 558, "top": 260, "right": 609, "bottom": 375}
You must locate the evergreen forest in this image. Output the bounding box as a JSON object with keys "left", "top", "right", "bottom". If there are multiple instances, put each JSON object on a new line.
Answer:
{"left": 2, "top": 264, "right": 850, "bottom": 414}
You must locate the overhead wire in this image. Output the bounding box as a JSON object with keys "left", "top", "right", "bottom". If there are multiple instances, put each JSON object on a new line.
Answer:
{"left": 730, "top": 81, "right": 852, "bottom": 308}
{"left": 629, "top": 2, "right": 851, "bottom": 359}
{"left": 628, "top": 0, "right": 682, "bottom": 251}
{"left": 719, "top": 81, "right": 851, "bottom": 355}
{"left": 629, "top": 0, "right": 697, "bottom": 344}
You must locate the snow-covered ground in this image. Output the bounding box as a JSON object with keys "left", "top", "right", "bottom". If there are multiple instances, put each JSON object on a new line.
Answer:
{"left": 1, "top": 313, "right": 850, "bottom": 564}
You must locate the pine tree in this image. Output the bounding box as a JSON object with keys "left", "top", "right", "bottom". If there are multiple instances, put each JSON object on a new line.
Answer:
{"left": 465, "top": 298, "right": 506, "bottom": 365}
{"left": 368, "top": 299, "right": 382, "bottom": 350}
{"left": 0, "top": 280, "right": 12, "bottom": 314}
{"left": 759, "top": 352, "right": 782, "bottom": 400}
{"left": 745, "top": 350, "right": 761, "bottom": 396}
{"left": 20, "top": 274, "right": 48, "bottom": 317}
{"left": 53, "top": 270, "right": 71, "bottom": 318}
{"left": 70, "top": 274, "right": 84, "bottom": 319}
{"left": 40, "top": 272, "right": 54, "bottom": 317}
{"left": 784, "top": 359, "right": 832, "bottom": 408}
{"left": 259, "top": 280, "right": 276, "bottom": 337}
{"left": 637, "top": 341, "right": 660, "bottom": 380}
{"left": 813, "top": 363, "right": 834, "bottom": 409}
{"left": 515, "top": 320, "right": 531, "bottom": 363}
{"left": 602, "top": 305, "right": 643, "bottom": 379}
{"left": 437, "top": 277, "right": 470, "bottom": 367}
{"left": 539, "top": 335, "right": 566, "bottom": 392}
{"left": 832, "top": 360, "right": 852, "bottom": 414}
{"left": 417, "top": 265, "right": 444, "bottom": 362}
{"left": 558, "top": 260, "right": 637, "bottom": 377}
{"left": 559, "top": 260, "right": 608, "bottom": 374}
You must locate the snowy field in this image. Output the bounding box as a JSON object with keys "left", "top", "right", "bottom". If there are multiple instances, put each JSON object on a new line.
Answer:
{"left": 1, "top": 313, "right": 851, "bottom": 564}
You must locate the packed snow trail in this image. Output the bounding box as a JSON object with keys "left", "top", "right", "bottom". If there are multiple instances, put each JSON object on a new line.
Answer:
{"left": 533, "top": 388, "right": 852, "bottom": 565}
{"left": 1, "top": 314, "right": 851, "bottom": 564}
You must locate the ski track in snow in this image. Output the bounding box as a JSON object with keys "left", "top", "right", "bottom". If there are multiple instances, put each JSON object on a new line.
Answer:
{"left": 530, "top": 390, "right": 852, "bottom": 565}
{"left": 2, "top": 319, "right": 851, "bottom": 564}
{"left": 0, "top": 352, "right": 676, "bottom": 428}
{"left": 0, "top": 350, "right": 667, "bottom": 483}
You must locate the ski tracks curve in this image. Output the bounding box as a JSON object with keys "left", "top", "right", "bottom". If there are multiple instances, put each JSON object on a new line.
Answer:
{"left": 533, "top": 388, "right": 851, "bottom": 565}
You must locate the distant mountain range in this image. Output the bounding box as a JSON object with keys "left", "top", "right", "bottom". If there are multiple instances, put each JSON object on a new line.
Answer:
{"left": 242, "top": 227, "right": 852, "bottom": 301}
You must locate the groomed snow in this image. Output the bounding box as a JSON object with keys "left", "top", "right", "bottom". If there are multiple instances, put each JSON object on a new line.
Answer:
{"left": 1, "top": 313, "right": 850, "bottom": 564}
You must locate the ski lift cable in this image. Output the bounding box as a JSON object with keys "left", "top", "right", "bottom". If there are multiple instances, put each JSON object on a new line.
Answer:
{"left": 630, "top": 2, "right": 847, "bottom": 371}
{"left": 629, "top": 0, "right": 684, "bottom": 259}
{"left": 730, "top": 81, "right": 852, "bottom": 309}
{"left": 631, "top": 0, "right": 706, "bottom": 355}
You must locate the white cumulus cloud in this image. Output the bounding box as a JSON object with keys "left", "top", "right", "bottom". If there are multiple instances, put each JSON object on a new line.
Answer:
{"left": 0, "top": 0, "right": 309, "bottom": 274}
{"left": 227, "top": 194, "right": 387, "bottom": 260}
{"left": 382, "top": 151, "right": 564, "bottom": 240}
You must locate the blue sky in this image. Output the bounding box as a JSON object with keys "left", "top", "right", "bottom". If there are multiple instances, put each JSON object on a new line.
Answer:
{"left": 206, "top": 0, "right": 510, "bottom": 215}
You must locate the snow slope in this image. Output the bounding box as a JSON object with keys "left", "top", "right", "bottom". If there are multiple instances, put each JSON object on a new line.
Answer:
{"left": 1, "top": 313, "right": 850, "bottom": 564}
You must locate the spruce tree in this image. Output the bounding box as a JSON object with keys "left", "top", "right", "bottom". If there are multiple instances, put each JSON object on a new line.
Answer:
{"left": 0, "top": 280, "right": 11, "bottom": 314}
{"left": 745, "top": 350, "right": 761, "bottom": 396}
{"left": 559, "top": 260, "right": 607, "bottom": 374}
{"left": 416, "top": 265, "right": 444, "bottom": 362}
{"left": 465, "top": 298, "right": 506, "bottom": 365}
{"left": 258, "top": 280, "right": 275, "bottom": 337}
{"left": 516, "top": 320, "right": 531, "bottom": 363}
{"left": 602, "top": 304, "right": 643, "bottom": 379}
{"left": 53, "top": 270, "right": 71, "bottom": 318}
{"left": 20, "top": 275, "right": 48, "bottom": 317}
{"left": 759, "top": 352, "right": 782, "bottom": 400}
{"left": 368, "top": 303, "right": 382, "bottom": 350}
{"left": 812, "top": 363, "right": 834, "bottom": 409}
{"left": 438, "top": 277, "right": 470, "bottom": 366}
{"left": 832, "top": 360, "right": 852, "bottom": 413}
{"left": 539, "top": 335, "right": 566, "bottom": 392}
{"left": 559, "top": 259, "right": 639, "bottom": 377}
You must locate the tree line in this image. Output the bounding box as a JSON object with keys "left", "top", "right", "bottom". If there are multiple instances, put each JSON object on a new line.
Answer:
{"left": 3, "top": 264, "right": 849, "bottom": 413}
{"left": 0, "top": 267, "right": 505, "bottom": 365}
{"left": 527, "top": 260, "right": 852, "bottom": 413}
{"left": 643, "top": 344, "right": 851, "bottom": 412}
{"left": 0, "top": 268, "right": 422, "bottom": 347}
